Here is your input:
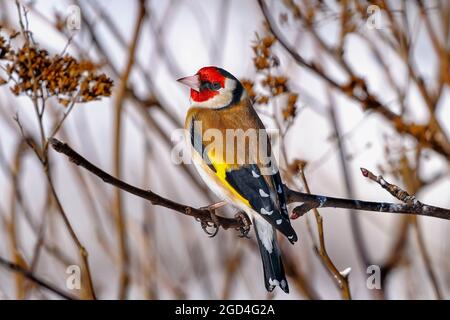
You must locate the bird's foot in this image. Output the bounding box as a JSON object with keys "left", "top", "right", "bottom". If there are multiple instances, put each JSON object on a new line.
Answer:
{"left": 198, "top": 201, "right": 226, "bottom": 237}
{"left": 234, "top": 211, "right": 251, "bottom": 238}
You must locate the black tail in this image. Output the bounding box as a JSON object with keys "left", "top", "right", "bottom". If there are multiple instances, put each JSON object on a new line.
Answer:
{"left": 253, "top": 216, "right": 289, "bottom": 294}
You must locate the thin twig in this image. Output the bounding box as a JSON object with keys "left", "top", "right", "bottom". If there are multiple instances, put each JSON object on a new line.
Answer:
{"left": 287, "top": 180, "right": 450, "bottom": 221}
{"left": 112, "top": 0, "right": 146, "bottom": 299}
{"left": 328, "top": 90, "right": 372, "bottom": 285}
{"left": 29, "top": 98, "right": 97, "bottom": 300}
{"left": 413, "top": 217, "right": 443, "bottom": 299}
{"left": 0, "top": 255, "right": 77, "bottom": 300}
{"left": 6, "top": 139, "right": 28, "bottom": 299}
{"left": 297, "top": 166, "right": 352, "bottom": 300}
{"left": 361, "top": 166, "right": 443, "bottom": 298}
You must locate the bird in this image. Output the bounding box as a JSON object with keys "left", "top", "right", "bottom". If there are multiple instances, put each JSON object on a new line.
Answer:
{"left": 177, "top": 66, "right": 297, "bottom": 294}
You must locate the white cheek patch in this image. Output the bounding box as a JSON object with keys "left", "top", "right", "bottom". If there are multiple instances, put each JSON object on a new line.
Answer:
{"left": 190, "top": 78, "right": 237, "bottom": 109}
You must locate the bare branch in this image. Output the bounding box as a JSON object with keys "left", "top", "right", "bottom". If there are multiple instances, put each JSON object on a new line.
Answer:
{"left": 287, "top": 184, "right": 450, "bottom": 220}
{"left": 49, "top": 137, "right": 450, "bottom": 246}
{"left": 48, "top": 138, "right": 244, "bottom": 230}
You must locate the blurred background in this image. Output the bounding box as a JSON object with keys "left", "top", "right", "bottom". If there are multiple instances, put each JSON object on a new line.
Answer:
{"left": 0, "top": 0, "right": 448, "bottom": 299}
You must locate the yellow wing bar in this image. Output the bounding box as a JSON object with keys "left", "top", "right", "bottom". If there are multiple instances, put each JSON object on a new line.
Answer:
{"left": 207, "top": 149, "right": 250, "bottom": 207}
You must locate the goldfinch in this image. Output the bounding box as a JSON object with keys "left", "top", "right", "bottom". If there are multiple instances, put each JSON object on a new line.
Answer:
{"left": 178, "top": 66, "right": 297, "bottom": 294}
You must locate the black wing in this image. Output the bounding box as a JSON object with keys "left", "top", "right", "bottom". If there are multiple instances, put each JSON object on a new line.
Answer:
{"left": 225, "top": 164, "right": 297, "bottom": 243}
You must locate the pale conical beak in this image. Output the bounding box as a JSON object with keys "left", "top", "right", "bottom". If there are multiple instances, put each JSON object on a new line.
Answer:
{"left": 177, "top": 74, "right": 201, "bottom": 91}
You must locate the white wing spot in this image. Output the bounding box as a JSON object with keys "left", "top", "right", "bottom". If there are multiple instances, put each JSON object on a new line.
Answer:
{"left": 255, "top": 217, "right": 274, "bottom": 253}
{"left": 277, "top": 185, "right": 283, "bottom": 194}
{"left": 288, "top": 235, "right": 294, "bottom": 240}
{"left": 280, "top": 280, "right": 287, "bottom": 289}
{"left": 276, "top": 219, "right": 282, "bottom": 225}
{"left": 269, "top": 278, "right": 280, "bottom": 287}
{"left": 252, "top": 170, "right": 260, "bottom": 178}
{"left": 260, "top": 208, "right": 273, "bottom": 215}
{"left": 259, "top": 189, "right": 269, "bottom": 197}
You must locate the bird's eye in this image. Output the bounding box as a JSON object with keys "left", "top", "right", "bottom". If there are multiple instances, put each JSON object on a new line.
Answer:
{"left": 211, "top": 82, "right": 221, "bottom": 90}
{"left": 200, "top": 82, "right": 210, "bottom": 91}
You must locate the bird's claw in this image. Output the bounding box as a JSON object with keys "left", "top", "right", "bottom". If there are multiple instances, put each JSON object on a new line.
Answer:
{"left": 198, "top": 205, "right": 221, "bottom": 237}
{"left": 200, "top": 220, "right": 219, "bottom": 237}
{"left": 234, "top": 211, "right": 251, "bottom": 238}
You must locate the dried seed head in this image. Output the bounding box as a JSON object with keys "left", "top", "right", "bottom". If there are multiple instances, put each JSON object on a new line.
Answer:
{"left": 0, "top": 29, "right": 113, "bottom": 105}
{"left": 249, "top": 30, "right": 300, "bottom": 123}
{"left": 0, "top": 34, "right": 11, "bottom": 59}
{"left": 282, "top": 93, "right": 298, "bottom": 120}
{"left": 252, "top": 34, "right": 278, "bottom": 71}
